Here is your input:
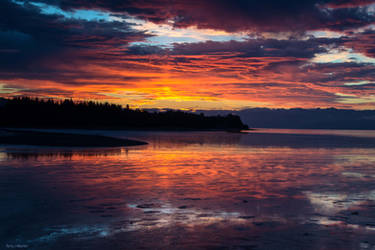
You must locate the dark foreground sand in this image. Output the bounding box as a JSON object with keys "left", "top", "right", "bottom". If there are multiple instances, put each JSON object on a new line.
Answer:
{"left": 0, "top": 129, "right": 147, "bottom": 147}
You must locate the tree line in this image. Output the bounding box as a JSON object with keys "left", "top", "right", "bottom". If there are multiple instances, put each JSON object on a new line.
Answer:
{"left": 0, "top": 97, "right": 248, "bottom": 130}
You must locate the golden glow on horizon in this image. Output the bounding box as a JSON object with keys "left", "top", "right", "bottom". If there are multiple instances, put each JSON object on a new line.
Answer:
{"left": 2, "top": 44, "right": 375, "bottom": 110}
{"left": 2, "top": 1, "right": 375, "bottom": 110}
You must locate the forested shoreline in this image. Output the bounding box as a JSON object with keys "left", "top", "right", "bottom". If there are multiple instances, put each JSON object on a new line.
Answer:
{"left": 0, "top": 97, "right": 248, "bottom": 131}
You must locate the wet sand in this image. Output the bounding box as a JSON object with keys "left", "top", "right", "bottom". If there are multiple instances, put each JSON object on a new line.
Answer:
{"left": 0, "top": 129, "right": 147, "bottom": 147}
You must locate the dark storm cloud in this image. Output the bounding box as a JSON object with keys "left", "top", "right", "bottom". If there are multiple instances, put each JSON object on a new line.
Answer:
{"left": 22, "top": 0, "right": 375, "bottom": 32}
{"left": 342, "top": 29, "right": 375, "bottom": 57}
{"left": 170, "top": 38, "right": 339, "bottom": 58}
{"left": 1, "top": 0, "right": 375, "bottom": 107}
{"left": 0, "top": 1, "right": 147, "bottom": 47}
{"left": 0, "top": 0, "right": 151, "bottom": 85}
{"left": 0, "top": 1, "right": 148, "bottom": 58}
{"left": 301, "top": 62, "right": 375, "bottom": 83}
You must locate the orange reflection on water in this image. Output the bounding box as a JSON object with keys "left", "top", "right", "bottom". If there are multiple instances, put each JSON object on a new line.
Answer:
{"left": 2, "top": 138, "right": 374, "bottom": 202}
{"left": 2, "top": 131, "right": 375, "bottom": 249}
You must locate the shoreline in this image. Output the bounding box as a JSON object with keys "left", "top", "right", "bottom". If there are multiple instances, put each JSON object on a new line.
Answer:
{"left": 0, "top": 126, "right": 248, "bottom": 132}
{"left": 0, "top": 129, "right": 148, "bottom": 147}
{"left": 0, "top": 127, "right": 250, "bottom": 135}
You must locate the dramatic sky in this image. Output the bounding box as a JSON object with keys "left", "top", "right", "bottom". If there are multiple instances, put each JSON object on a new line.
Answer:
{"left": 1, "top": 0, "right": 375, "bottom": 109}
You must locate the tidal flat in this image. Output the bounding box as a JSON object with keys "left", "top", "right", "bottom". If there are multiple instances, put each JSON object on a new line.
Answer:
{"left": 1, "top": 129, "right": 375, "bottom": 249}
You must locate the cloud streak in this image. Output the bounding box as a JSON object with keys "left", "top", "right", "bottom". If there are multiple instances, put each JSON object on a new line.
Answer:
{"left": 0, "top": 0, "right": 375, "bottom": 109}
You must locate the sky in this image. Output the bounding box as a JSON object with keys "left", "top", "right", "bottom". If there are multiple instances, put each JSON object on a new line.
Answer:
{"left": 1, "top": 0, "right": 375, "bottom": 110}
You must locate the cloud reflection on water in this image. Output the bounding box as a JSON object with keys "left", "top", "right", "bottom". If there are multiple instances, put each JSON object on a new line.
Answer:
{"left": 1, "top": 130, "right": 375, "bottom": 249}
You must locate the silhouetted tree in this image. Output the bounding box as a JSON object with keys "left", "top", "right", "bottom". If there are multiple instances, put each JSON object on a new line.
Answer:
{"left": 0, "top": 97, "right": 248, "bottom": 130}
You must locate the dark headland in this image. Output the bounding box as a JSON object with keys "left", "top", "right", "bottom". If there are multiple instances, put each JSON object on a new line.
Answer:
{"left": 0, "top": 97, "right": 248, "bottom": 146}
{"left": 0, "top": 97, "right": 248, "bottom": 131}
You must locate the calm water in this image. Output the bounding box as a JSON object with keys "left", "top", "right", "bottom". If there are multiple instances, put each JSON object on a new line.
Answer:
{"left": 1, "top": 129, "right": 375, "bottom": 249}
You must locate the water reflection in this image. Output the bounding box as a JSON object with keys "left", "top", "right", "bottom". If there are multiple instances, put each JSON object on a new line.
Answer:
{"left": 112, "top": 130, "right": 375, "bottom": 148}
{"left": 1, "top": 130, "right": 375, "bottom": 249}
{"left": 250, "top": 128, "right": 375, "bottom": 138}
{"left": 3, "top": 148, "right": 125, "bottom": 160}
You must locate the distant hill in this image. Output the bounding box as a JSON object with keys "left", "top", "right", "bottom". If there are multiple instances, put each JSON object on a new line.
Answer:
{"left": 0, "top": 97, "right": 248, "bottom": 131}
{"left": 195, "top": 108, "right": 375, "bottom": 130}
